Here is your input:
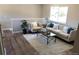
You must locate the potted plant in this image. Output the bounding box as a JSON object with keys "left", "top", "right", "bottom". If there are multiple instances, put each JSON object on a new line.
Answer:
{"left": 21, "top": 20, "right": 28, "bottom": 34}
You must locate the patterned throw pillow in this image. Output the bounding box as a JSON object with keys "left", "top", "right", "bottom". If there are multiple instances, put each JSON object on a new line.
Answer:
{"left": 67, "top": 27, "right": 74, "bottom": 34}
{"left": 48, "top": 23, "right": 54, "bottom": 28}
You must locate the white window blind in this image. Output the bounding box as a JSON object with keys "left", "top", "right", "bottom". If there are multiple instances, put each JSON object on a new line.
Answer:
{"left": 50, "top": 6, "right": 68, "bottom": 24}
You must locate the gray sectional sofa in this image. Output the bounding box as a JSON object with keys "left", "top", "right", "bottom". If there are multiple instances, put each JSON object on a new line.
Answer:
{"left": 28, "top": 20, "right": 77, "bottom": 42}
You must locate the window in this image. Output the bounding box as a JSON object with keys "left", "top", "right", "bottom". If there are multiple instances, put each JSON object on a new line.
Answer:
{"left": 50, "top": 6, "right": 68, "bottom": 24}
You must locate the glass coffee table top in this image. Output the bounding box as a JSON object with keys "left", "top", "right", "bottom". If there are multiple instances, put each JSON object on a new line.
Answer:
{"left": 40, "top": 28, "right": 56, "bottom": 44}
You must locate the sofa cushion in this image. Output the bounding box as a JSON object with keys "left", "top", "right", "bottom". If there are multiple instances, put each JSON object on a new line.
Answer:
{"left": 46, "top": 27, "right": 69, "bottom": 41}
{"left": 56, "top": 30, "right": 69, "bottom": 39}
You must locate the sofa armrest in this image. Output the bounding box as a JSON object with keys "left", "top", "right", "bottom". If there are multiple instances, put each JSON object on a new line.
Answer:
{"left": 68, "top": 30, "right": 76, "bottom": 41}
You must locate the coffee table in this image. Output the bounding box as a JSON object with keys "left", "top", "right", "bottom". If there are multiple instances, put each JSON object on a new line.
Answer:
{"left": 40, "top": 28, "right": 56, "bottom": 44}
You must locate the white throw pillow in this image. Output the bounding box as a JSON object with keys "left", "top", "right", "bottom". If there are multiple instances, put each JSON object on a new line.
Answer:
{"left": 63, "top": 26, "right": 69, "bottom": 33}
{"left": 31, "top": 22, "right": 38, "bottom": 27}
{"left": 58, "top": 24, "right": 64, "bottom": 31}
{"left": 53, "top": 23, "right": 59, "bottom": 29}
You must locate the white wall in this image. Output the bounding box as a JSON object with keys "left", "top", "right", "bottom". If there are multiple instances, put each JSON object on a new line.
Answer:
{"left": 67, "top": 5, "right": 79, "bottom": 28}
{"left": 0, "top": 4, "right": 42, "bottom": 29}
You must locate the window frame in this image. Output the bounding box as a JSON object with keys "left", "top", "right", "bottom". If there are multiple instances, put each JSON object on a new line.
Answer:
{"left": 50, "top": 6, "right": 68, "bottom": 24}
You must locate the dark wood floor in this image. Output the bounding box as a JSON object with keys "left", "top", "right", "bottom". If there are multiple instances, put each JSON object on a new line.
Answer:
{"left": 2, "top": 30, "right": 39, "bottom": 55}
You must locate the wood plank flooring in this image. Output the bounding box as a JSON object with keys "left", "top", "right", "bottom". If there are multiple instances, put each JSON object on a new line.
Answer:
{"left": 2, "top": 30, "right": 39, "bottom": 55}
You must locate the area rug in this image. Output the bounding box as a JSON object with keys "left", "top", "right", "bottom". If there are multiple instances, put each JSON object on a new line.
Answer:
{"left": 23, "top": 34, "right": 73, "bottom": 55}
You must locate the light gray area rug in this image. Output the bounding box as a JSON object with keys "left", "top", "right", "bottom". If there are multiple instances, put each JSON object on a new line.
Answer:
{"left": 23, "top": 34, "right": 73, "bottom": 55}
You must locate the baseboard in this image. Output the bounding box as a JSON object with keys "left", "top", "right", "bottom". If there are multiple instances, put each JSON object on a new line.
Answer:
{"left": 2, "top": 28, "right": 22, "bottom": 33}
{"left": 12, "top": 31, "right": 22, "bottom": 33}
{"left": 2, "top": 28, "right": 13, "bottom": 31}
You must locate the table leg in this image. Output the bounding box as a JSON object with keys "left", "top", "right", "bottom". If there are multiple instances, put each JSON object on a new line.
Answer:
{"left": 54, "top": 37, "right": 56, "bottom": 42}
{"left": 37, "top": 33, "right": 38, "bottom": 36}
{"left": 47, "top": 38, "right": 49, "bottom": 44}
{"left": 37, "top": 30, "right": 38, "bottom": 36}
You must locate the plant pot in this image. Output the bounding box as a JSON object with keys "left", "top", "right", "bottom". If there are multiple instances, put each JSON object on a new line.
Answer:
{"left": 23, "top": 29, "right": 27, "bottom": 34}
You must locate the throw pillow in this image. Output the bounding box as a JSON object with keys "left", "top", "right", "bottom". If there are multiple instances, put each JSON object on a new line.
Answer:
{"left": 48, "top": 23, "right": 54, "bottom": 28}
{"left": 53, "top": 23, "right": 59, "bottom": 29}
{"left": 67, "top": 27, "right": 74, "bottom": 34}
{"left": 31, "top": 22, "right": 38, "bottom": 27}
{"left": 63, "top": 26, "right": 69, "bottom": 33}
